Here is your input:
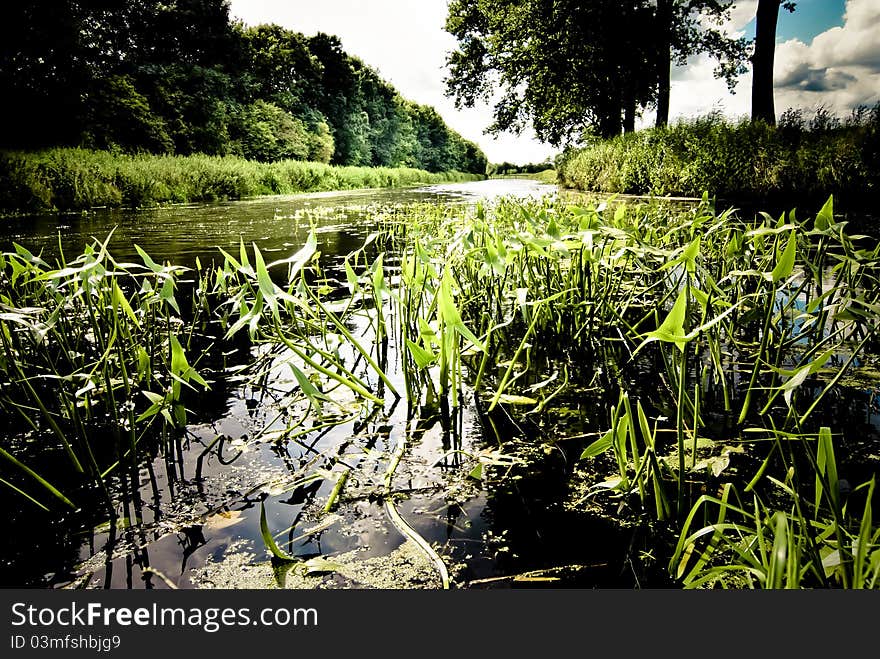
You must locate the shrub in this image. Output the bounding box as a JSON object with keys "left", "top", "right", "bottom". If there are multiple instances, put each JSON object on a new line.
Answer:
{"left": 558, "top": 106, "right": 879, "bottom": 211}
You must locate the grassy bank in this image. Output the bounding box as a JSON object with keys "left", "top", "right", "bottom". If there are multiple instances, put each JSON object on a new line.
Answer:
{"left": 0, "top": 148, "right": 485, "bottom": 213}
{"left": 558, "top": 107, "right": 880, "bottom": 211}
{"left": 489, "top": 169, "right": 558, "bottom": 184}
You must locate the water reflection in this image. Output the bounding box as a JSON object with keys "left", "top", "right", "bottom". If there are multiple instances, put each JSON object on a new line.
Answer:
{"left": 0, "top": 179, "right": 566, "bottom": 589}
{"left": 0, "top": 178, "right": 558, "bottom": 268}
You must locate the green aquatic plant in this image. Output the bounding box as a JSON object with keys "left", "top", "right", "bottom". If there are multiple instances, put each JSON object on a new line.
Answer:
{"left": 3, "top": 188, "right": 879, "bottom": 589}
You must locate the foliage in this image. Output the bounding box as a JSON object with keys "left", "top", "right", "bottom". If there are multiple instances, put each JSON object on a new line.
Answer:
{"left": 444, "top": 0, "right": 748, "bottom": 141}
{"left": 0, "top": 1, "right": 487, "bottom": 174}
{"left": 0, "top": 148, "right": 483, "bottom": 212}
{"left": 488, "top": 160, "right": 555, "bottom": 176}
{"left": 557, "top": 107, "right": 880, "bottom": 210}
{"left": 228, "top": 100, "right": 319, "bottom": 163}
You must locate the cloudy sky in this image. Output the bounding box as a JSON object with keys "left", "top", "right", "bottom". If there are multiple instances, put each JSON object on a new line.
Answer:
{"left": 227, "top": 0, "right": 880, "bottom": 164}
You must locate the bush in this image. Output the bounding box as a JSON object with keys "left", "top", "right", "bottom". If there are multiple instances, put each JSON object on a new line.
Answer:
{"left": 558, "top": 106, "right": 880, "bottom": 211}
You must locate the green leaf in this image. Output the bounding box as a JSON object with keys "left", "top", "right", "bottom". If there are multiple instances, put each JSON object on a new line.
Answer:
{"left": 343, "top": 258, "right": 359, "bottom": 293}
{"left": 159, "top": 276, "right": 180, "bottom": 314}
{"left": 253, "top": 242, "right": 278, "bottom": 312}
{"left": 438, "top": 269, "right": 485, "bottom": 351}
{"left": 371, "top": 253, "right": 387, "bottom": 297}
{"left": 169, "top": 335, "right": 207, "bottom": 387}
{"left": 815, "top": 195, "right": 834, "bottom": 231}
{"left": 645, "top": 287, "right": 688, "bottom": 352}
{"left": 134, "top": 244, "right": 162, "bottom": 274}
{"left": 111, "top": 281, "right": 140, "bottom": 327}
{"left": 770, "top": 230, "right": 797, "bottom": 283}
{"left": 683, "top": 236, "right": 700, "bottom": 273}
{"left": 268, "top": 230, "right": 318, "bottom": 285}
{"left": 135, "top": 390, "right": 167, "bottom": 422}
{"left": 580, "top": 430, "right": 613, "bottom": 459}
{"left": 768, "top": 511, "right": 789, "bottom": 589}
{"left": 289, "top": 363, "right": 330, "bottom": 410}
{"left": 773, "top": 349, "right": 835, "bottom": 408}
{"left": 468, "top": 463, "right": 484, "bottom": 481}
{"left": 134, "top": 347, "right": 150, "bottom": 382}
{"left": 816, "top": 427, "right": 840, "bottom": 514}
{"left": 406, "top": 339, "right": 436, "bottom": 369}
{"left": 260, "top": 501, "right": 298, "bottom": 562}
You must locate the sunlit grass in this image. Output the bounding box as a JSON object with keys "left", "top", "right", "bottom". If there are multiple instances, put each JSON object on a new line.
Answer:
{"left": 0, "top": 147, "right": 485, "bottom": 213}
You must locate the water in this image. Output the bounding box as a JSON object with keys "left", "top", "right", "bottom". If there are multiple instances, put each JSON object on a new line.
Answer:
{"left": 3, "top": 178, "right": 637, "bottom": 590}
{"left": 4, "top": 178, "right": 875, "bottom": 590}
{"left": 0, "top": 179, "right": 556, "bottom": 268}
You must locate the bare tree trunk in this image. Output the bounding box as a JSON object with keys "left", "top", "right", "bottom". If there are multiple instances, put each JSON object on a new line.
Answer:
{"left": 751, "top": 0, "right": 780, "bottom": 125}
{"left": 655, "top": 0, "right": 672, "bottom": 128}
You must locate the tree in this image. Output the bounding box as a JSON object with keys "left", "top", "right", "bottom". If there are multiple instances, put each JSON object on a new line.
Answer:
{"left": 654, "top": 1, "right": 750, "bottom": 127}
{"left": 445, "top": 0, "right": 748, "bottom": 142}
{"left": 0, "top": 1, "right": 486, "bottom": 172}
{"left": 234, "top": 24, "right": 323, "bottom": 112}
{"left": 0, "top": 1, "right": 92, "bottom": 147}
{"left": 445, "top": 0, "right": 647, "bottom": 143}
{"left": 81, "top": 75, "right": 173, "bottom": 153}
{"left": 751, "top": 1, "right": 796, "bottom": 125}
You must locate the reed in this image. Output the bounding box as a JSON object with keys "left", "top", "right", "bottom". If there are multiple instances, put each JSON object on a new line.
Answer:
{"left": 0, "top": 148, "right": 484, "bottom": 213}
{"left": 3, "top": 187, "right": 878, "bottom": 589}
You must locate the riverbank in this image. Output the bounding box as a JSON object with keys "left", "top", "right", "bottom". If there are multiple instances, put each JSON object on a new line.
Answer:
{"left": 557, "top": 109, "right": 880, "bottom": 213}
{"left": 0, "top": 148, "right": 486, "bottom": 213}
{"left": 490, "top": 169, "right": 557, "bottom": 184}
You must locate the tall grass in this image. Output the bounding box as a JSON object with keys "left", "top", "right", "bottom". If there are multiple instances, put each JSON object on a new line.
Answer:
{"left": 0, "top": 148, "right": 484, "bottom": 213}
{"left": 558, "top": 106, "right": 880, "bottom": 211}
{"left": 369, "top": 191, "right": 879, "bottom": 587}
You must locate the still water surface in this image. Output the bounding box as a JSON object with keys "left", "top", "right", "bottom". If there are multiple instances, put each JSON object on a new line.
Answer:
{"left": 1, "top": 179, "right": 555, "bottom": 267}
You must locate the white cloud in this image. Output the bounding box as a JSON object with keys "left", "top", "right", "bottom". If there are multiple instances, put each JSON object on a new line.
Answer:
{"left": 774, "top": 0, "right": 880, "bottom": 114}
{"left": 662, "top": 0, "right": 879, "bottom": 125}
{"left": 723, "top": 0, "right": 758, "bottom": 34}
{"left": 811, "top": 0, "right": 880, "bottom": 68}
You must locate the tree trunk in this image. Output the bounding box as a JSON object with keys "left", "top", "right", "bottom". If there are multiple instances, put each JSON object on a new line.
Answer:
{"left": 598, "top": 112, "right": 622, "bottom": 139}
{"left": 751, "top": 0, "right": 780, "bottom": 125}
{"left": 624, "top": 90, "right": 636, "bottom": 133}
{"left": 655, "top": 0, "right": 672, "bottom": 128}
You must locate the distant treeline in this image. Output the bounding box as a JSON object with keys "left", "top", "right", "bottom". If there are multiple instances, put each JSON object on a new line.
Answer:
{"left": 0, "top": 1, "right": 488, "bottom": 175}
{"left": 558, "top": 106, "right": 880, "bottom": 211}
{"left": 488, "top": 161, "right": 556, "bottom": 176}
{"left": 0, "top": 149, "right": 483, "bottom": 213}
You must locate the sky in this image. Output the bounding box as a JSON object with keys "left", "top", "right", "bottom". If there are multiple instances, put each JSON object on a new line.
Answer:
{"left": 227, "top": 0, "right": 880, "bottom": 165}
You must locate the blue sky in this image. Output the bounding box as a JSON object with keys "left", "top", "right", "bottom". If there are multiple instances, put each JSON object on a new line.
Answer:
{"left": 773, "top": 0, "right": 845, "bottom": 42}
{"left": 229, "top": 1, "right": 878, "bottom": 164}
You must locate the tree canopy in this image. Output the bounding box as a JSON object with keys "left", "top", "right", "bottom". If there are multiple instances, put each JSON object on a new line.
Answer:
{"left": 444, "top": 0, "right": 749, "bottom": 143}
{"left": 0, "top": 0, "right": 487, "bottom": 174}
